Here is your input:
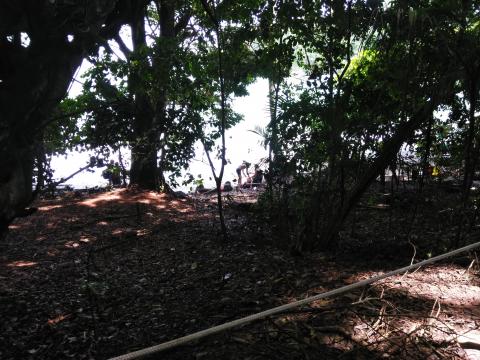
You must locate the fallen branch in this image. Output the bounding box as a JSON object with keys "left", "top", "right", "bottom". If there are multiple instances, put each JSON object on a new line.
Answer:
{"left": 45, "top": 162, "right": 96, "bottom": 191}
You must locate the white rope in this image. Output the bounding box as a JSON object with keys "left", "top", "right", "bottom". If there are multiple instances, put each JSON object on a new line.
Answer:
{"left": 109, "top": 241, "right": 480, "bottom": 360}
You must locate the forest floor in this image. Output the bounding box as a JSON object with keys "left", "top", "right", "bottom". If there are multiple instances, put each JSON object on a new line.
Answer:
{"left": 1, "top": 186, "right": 480, "bottom": 359}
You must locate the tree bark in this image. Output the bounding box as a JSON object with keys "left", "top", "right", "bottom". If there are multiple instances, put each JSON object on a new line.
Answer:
{"left": 0, "top": 1, "right": 130, "bottom": 237}
{"left": 0, "top": 36, "right": 83, "bottom": 235}
{"left": 420, "top": 115, "right": 434, "bottom": 190}
{"left": 157, "top": 0, "right": 175, "bottom": 192}
{"left": 462, "top": 74, "right": 479, "bottom": 201}
{"left": 35, "top": 133, "right": 47, "bottom": 191}
{"left": 317, "top": 98, "right": 439, "bottom": 250}
{"left": 129, "top": 3, "right": 159, "bottom": 190}
{"left": 129, "top": 0, "right": 176, "bottom": 191}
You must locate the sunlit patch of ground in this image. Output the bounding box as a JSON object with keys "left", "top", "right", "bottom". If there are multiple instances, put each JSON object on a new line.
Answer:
{"left": 7, "top": 260, "right": 37, "bottom": 268}
{"left": 2, "top": 189, "right": 198, "bottom": 267}
{"left": 47, "top": 313, "right": 72, "bottom": 326}
{"left": 1, "top": 188, "right": 479, "bottom": 359}
{"left": 78, "top": 189, "right": 123, "bottom": 207}
{"left": 337, "top": 264, "right": 480, "bottom": 358}
{"left": 350, "top": 264, "right": 480, "bottom": 308}
{"left": 64, "top": 240, "right": 81, "bottom": 249}
{"left": 76, "top": 188, "right": 192, "bottom": 212}
{"left": 38, "top": 204, "right": 64, "bottom": 211}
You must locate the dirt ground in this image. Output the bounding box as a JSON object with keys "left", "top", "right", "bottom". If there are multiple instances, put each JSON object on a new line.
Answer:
{"left": 1, "top": 187, "right": 479, "bottom": 359}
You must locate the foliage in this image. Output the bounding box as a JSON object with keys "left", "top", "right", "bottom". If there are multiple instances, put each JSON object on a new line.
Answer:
{"left": 256, "top": 0, "right": 478, "bottom": 250}
{"left": 30, "top": 0, "right": 480, "bottom": 251}
{"left": 53, "top": 0, "right": 267, "bottom": 188}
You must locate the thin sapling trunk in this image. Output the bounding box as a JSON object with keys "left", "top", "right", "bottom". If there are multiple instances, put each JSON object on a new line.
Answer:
{"left": 200, "top": 0, "right": 228, "bottom": 241}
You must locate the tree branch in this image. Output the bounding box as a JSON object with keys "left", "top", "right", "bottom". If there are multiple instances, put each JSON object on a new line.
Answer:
{"left": 199, "top": 0, "right": 219, "bottom": 28}
{"left": 114, "top": 34, "right": 132, "bottom": 57}
{"left": 175, "top": 9, "right": 192, "bottom": 35}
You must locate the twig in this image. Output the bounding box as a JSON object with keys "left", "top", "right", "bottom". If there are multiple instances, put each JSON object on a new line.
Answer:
{"left": 462, "top": 258, "right": 476, "bottom": 276}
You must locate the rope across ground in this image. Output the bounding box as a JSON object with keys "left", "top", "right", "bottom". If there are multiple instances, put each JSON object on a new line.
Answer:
{"left": 110, "top": 241, "right": 480, "bottom": 360}
{"left": 1, "top": 188, "right": 480, "bottom": 359}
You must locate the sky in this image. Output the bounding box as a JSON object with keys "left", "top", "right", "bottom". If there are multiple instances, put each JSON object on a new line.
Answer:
{"left": 51, "top": 73, "right": 270, "bottom": 191}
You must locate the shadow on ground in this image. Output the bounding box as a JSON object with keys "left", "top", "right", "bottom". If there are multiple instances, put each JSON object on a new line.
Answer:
{"left": 0, "top": 188, "right": 478, "bottom": 359}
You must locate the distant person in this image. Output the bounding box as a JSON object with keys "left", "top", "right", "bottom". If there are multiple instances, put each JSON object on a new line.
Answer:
{"left": 427, "top": 164, "right": 433, "bottom": 177}
{"left": 252, "top": 164, "right": 264, "bottom": 185}
{"left": 222, "top": 181, "right": 233, "bottom": 192}
{"left": 243, "top": 176, "right": 253, "bottom": 189}
{"left": 194, "top": 176, "right": 207, "bottom": 194}
{"left": 195, "top": 184, "right": 208, "bottom": 194}
{"left": 412, "top": 168, "right": 419, "bottom": 181}
{"left": 102, "top": 160, "right": 121, "bottom": 186}
{"left": 111, "top": 162, "right": 121, "bottom": 186}
{"left": 236, "top": 161, "right": 250, "bottom": 187}
{"left": 102, "top": 161, "right": 113, "bottom": 184}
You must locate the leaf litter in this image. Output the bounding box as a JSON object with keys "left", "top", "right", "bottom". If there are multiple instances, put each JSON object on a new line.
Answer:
{"left": 0, "top": 187, "right": 479, "bottom": 359}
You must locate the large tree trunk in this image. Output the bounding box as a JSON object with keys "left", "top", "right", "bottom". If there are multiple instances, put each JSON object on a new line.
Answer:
{"left": 130, "top": 134, "right": 159, "bottom": 190}
{"left": 129, "top": 3, "right": 159, "bottom": 190}
{"left": 128, "top": 0, "right": 176, "bottom": 191}
{"left": 156, "top": 0, "right": 175, "bottom": 191}
{"left": 0, "top": 35, "right": 83, "bottom": 236}
{"left": 0, "top": 1, "right": 130, "bottom": 237}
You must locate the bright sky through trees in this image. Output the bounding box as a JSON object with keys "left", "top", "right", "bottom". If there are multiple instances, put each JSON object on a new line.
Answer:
{"left": 51, "top": 77, "right": 270, "bottom": 191}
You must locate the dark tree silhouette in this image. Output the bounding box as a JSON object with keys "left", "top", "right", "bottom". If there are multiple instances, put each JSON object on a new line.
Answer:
{"left": 0, "top": 0, "right": 138, "bottom": 237}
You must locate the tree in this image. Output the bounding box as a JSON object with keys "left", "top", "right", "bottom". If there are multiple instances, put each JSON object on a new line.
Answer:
{"left": 0, "top": 1, "right": 133, "bottom": 237}
{"left": 65, "top": 0, "right": 261, "bottom": 194}
{"left": 260, "top": 0, "right": 463, "bottom": 251}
